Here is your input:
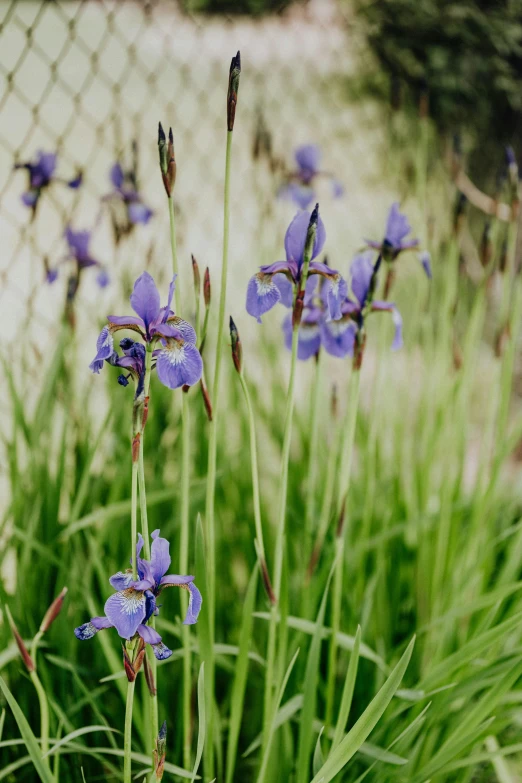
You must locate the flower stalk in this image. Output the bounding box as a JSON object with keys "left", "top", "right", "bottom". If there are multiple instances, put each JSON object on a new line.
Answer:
{"left": 123, "top": 679, "right": 136, "bottom": 783}
{"left": 324, "top": 367, "right": 361, "bottom": 729}
{"left": 261, "top": 207, "right": 319, "bottom": 772}
{"left": 166, "top": 175, "right": 194, "bottom": 770}
{"left": 229, "top": 317, "right": 274, "bottom": 602}
{"left": 205, "top": 52, "right": 240, "bottom": 776}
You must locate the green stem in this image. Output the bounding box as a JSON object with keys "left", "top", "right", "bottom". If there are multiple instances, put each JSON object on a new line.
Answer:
{"left": 131, "top": 460, "right": 138, "bottom": 580}
{"left": 204, "top": 128, "right": 233, "bottom": 777}
{"left": 238, "top": 371, "right": 268, "bottom": 567}
{"left": 303, "top": 352, "right": 323, "bottom": 581}
{"left": 137, "top": 344, "right": 158, "bottom": 768}
{"left": 168, "top": 193, "right": 192, "bottom": 771}
{"left": 262, "top": 322, "right": 299, "bottom": 759}
{"left": 30, "top": 670, "right": 50, "bottom": 766}
{"left": 325, "top": 369, "right": 361, "bottom": 729}
{"left": 123, "top": 679, "right": 136, "bottom": 783}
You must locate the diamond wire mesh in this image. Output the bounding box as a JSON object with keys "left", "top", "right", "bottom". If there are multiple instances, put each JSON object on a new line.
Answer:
{"left": 0, "top": 0, "right": 388, "bottom": 390}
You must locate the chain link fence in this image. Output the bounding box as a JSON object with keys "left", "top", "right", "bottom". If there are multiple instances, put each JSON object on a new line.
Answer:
{"left": 0, "top": 0, "right": 394, "bottom": 381}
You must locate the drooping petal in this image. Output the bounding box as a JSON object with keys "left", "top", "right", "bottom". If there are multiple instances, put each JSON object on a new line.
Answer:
{"left": 156, "top": 341, "right": 203, "bottom": 389}
{"left": 183, "top": 582, "right": 202, "bottom": 625}
{"left": 295, "top": 144, "right": 321, "bottom": 177}
{"left": 324, "top": 274, "right": 348, "bottom": 322}
{"left": 320, "top": 319, "right": 357, "bottom": 358}
{"left": 152, "top": 642, "right": 173, "bottom": 660}
{"left": 130, "top": 272, "right": 161, "bottom": 329}
{"left": 104, "top": 588, "right": 147, "bottom": 640}
{"left": 371, "top": 301, "right": 403, "bottom": 350}
{"left": 137, "top": 624, "right": 162, "bottom": 645}
{"left": 273, "top": 273, "right": 294, "bottom": 308}
{"left": 246, "top": 273, "right": 281, "bottom": 323}
{"left": 419, "top": 251, "right": 432, "bottom": 279}
{"left": 74, "top": 616, "right": 113, "bottom": 640}
{"left": 128, "top": 201, "right": 153, "bottom": 225}
{"left": 110, "top": 163, "right": 124, "bottom": 190}
{"left": 158, "top": 575, "right": 201, "bottom": 625}
{"left": 150, "top": 529, "right": 171, "bottom": 584}
{"left": 350, "top": 252, "right": 375, "bottom": 308}
{"left": 284, "top": 210, "right": 326, "bottom": 266}
{"left": 89, "top": 326, "right": 114, "bottom": 373}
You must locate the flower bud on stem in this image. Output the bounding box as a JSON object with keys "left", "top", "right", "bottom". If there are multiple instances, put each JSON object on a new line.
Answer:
{"left": 158, "top": 123, "right": 176, "bottom": 196}
{"left": 227, "top": 51, "right": 241, "bottom": 132}
{"left": 40, "top": 586, "right": 68, "bottom": 633}
{"left": 153, "top": 721, "right": 167, "bottom": 781}
{"left": 229, "top": 316, "right": 242, "bottom": 374}
{"left": 6, "top": 606, "right": 34, "bottom": 672}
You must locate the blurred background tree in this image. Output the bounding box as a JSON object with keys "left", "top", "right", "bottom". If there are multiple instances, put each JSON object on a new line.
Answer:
{"left": 353, "top": 0, "right": 522, "bottom": 178}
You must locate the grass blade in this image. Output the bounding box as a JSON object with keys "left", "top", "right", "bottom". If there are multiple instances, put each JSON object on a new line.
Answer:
{"left": 191, "top": 663, "right": 206, "bottom": 783}
{"left": 310, "top": 637, "right": 415, "bottom": 783}
{"left": 225, "top": 562, "right": 259, "bottom": 783}
{"left": 331, "top": 624, "right": 361, "bottom": 751}
{"left": 0, "top": 676, "right": 54, "bottom": 783}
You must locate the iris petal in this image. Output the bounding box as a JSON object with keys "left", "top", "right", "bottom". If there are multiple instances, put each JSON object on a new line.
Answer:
{"left": 150, "top": 529, "right": 171, "bottom": 584}
{"left": 104, "top": 588, "right": 146, "bottom": 640}
{"left": 156, "top": 342, "right": 203, "bottom": 389}
{"left": 246, "top": 273, "right": 281, "bottom": 323}
{"left": 130, "top": 272, "right": 161, "bottom": 329}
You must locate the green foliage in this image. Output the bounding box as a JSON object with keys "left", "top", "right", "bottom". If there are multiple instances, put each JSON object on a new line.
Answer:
{"left": 356, "top": 0, "right": 522, "bottom": 145}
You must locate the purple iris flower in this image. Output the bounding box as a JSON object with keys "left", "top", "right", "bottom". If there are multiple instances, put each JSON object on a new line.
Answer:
{"left": 365, "top": 202, "right": 419, "bottom": 262}
{"left": 281, "top": 277, "right": 355, "bottom": 361}
{"left": 278, "top": 144, "right": 344, "bottom": 209}
{"left": 74, "top": 530, "right": 202, "bottom": 661}
{"left": 246, "top": 208, "right": 346, "bottom": 323}
{"left": 106, "top": 162, "right": 153, "bottom": 226}
{"left": 15, "top": 150, "right": 81, "bottom": 209}
{"left": 89, "top": 271, "right": 202, "bottom": 391}
{"left": 46, "top": 227, "right": 110, "bottom": 288}
{"left": 320, "top": 252, "right": 403, "bottom": 361}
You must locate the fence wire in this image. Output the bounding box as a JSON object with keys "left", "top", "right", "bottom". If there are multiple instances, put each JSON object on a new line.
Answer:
{"left": 0, "top": 0, "right": 388, "bottom": 375}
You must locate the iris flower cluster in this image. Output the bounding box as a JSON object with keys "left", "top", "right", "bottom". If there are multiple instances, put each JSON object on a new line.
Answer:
{"left": 282, "top": 253, "right": 402, "bottom": 363}
{"left": 75, "top": 530, "right": 202, "bottom": 661}
{"left": 15, "top": 150, "right": 81, "bottom": 210}
{"left": 246, "top": 208, "right": 347, "bottom": 324}
{"left": 247, "top": 202, "right": 429, "bottom": 367}
{"left": 90, "top": 271, "right": 203, "bottom": 392}
{"left": 278, "top": 144, "right": 344, "bottom": 210}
